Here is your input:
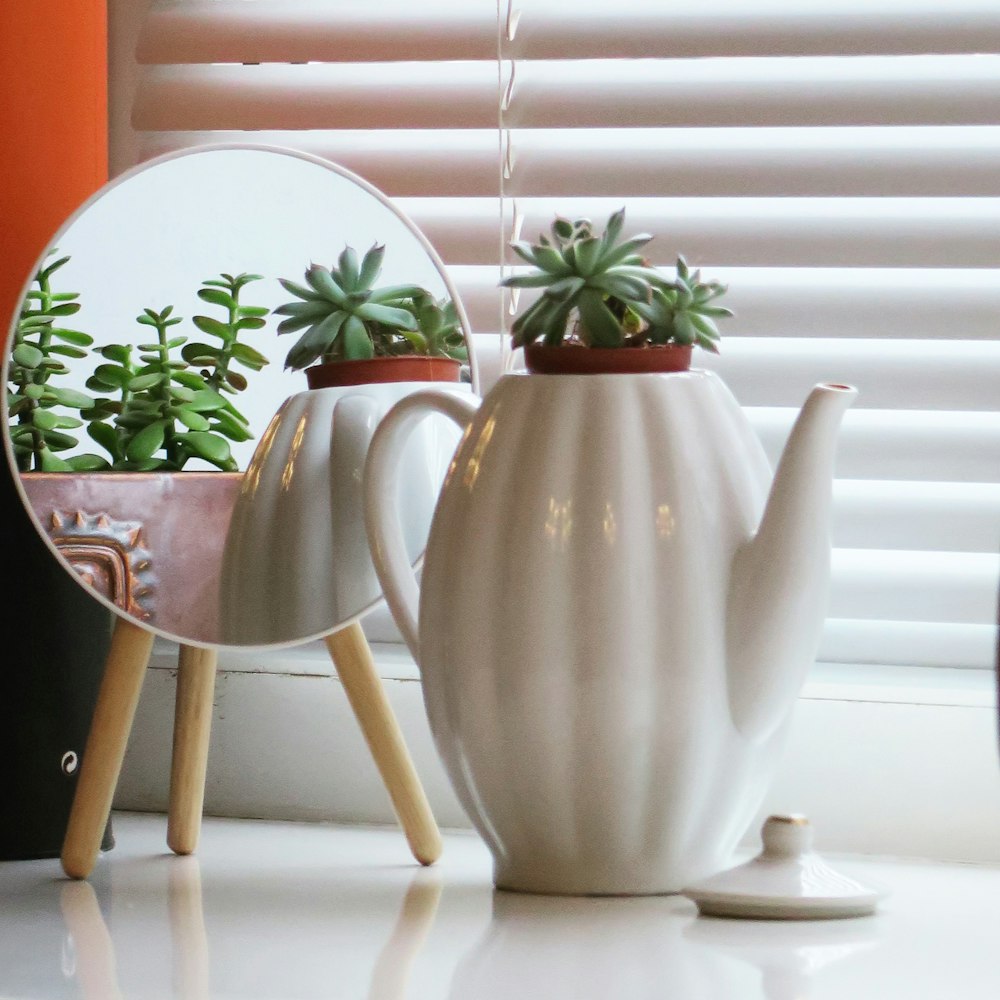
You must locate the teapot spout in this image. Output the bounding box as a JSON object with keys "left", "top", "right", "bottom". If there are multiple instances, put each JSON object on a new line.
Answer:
{"left": 727, "top": 383, "right": 857, "bottom": 741}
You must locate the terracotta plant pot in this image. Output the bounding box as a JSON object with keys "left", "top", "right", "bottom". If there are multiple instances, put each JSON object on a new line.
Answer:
{"left": 305, "top": 355, "right": 462, "bottom": 389}
{"left": 524, "top": 343, "right": 693, "bottom": 375}
{"left": 19, "top": 472, "right": 243, "bottom": 645}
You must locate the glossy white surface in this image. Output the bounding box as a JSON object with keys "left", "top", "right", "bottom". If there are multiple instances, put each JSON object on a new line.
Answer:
{"left": 1, "top": 813, "right": 998, "bottom": 1000}
{"left": 683, "top": 815, "right": 885, "bottom": 919}
{"left": 365, "top": 371, "right": 855, "bottom": 894}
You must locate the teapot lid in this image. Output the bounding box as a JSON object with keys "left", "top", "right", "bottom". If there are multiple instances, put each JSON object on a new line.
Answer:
{"left": 681, "top": 815, "right": 887, "bottom": 920}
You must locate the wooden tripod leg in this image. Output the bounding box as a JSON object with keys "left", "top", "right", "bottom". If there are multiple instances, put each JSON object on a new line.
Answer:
{"left": 167, "top": 645, "right": 218, "bottom": 856}
{"left": 325, "top": 622, "right": 442, "bottom": 866}
{"left": 62, "top": 617, "right": 154, "bottom": 880}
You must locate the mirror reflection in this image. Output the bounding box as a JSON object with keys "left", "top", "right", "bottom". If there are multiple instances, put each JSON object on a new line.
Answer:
{"left": 4, "top": 146, "right": 471, "bottom": 648}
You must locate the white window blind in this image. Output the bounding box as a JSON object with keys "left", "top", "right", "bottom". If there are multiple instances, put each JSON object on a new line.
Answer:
{"left": 500, "top": 1, "right": 1000, "bottom": 669}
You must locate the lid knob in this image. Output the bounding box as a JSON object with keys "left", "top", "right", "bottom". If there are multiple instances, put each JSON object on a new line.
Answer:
{"left": 761, "top": 814, "right": 814, "bottom": 858}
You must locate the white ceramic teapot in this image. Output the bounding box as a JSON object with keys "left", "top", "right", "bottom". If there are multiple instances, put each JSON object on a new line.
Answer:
{"left": 365, "top": 370, "right": 856, "bottom": 895}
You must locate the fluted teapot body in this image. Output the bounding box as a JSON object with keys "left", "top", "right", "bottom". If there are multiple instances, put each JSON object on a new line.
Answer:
{"left": 366, "top": 370, "right": 855, "bottom": 894}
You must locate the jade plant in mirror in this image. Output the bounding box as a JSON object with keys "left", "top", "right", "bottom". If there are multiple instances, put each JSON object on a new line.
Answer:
{"left": 9, "top": 253, "right": 99, "bottom": 471}
{"left": 275, "top": 242, "right": 467, "bottom": 388}
{"left": 501, "top": 207, "right": 732, "bottom": 374}
{"left": 9, "top": 257, "right": 271, "bottom": 472}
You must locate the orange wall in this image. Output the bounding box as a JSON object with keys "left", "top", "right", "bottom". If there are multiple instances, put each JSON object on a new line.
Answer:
{"left": 0, "top": 2, "right": 108, "bottom": 346}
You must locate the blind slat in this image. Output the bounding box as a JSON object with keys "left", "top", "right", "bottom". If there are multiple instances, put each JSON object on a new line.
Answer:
{"left": 831, "top": 481, "right": 1000, "bottom": 554}
{"left": 704, "top": 339, "right": 1000, "bottom": 411}
{"left": 136, "top": 58, "right": 1000, "bottom": 135}
{"left": 829, "top": 549, "right": 999, "bottom": 625}
{"left": 133, "top": 64, "right": 499, "bottom": 132}
{"left": 405, "top": 198, "right": 1000, "bottom": 267}
{"left": 750, "top": 408, "right": 1000, "bottom": 482}
{"left": 504, "top": 57, "right": 1000, "bottom": 129}
{"left": 138, "top": 130, "right": 501, "bottom": 198}
{"left": 819, "top": 619, "right": 997, "bottom": 670}
{"left": 498, "top": 198, "right": 1000, "bottom": 269}
{"left": 503, "top": 127, "right": 1000, "bottom": 198}
{"left": 463, "top": 267, "right": 1000, "bottom": 342}
{"left": 399, "top": 198, "right": 1000, "bottom": 267}
{"left": 138, "top": 1, "right": 1000, "bottom": 65}
{"left": 712, "top": 269, "right": 1000, "bottom": 341}
{"left": 139, "top": 0, "right": 497, "bottom": 64}
{"left": 507, "top": 2, "right": 1000, "bottom": 60}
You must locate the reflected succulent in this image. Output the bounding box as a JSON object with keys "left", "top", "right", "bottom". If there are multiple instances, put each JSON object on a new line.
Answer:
{"left": 276, "top": 243, "right": 466, "bottom": 369}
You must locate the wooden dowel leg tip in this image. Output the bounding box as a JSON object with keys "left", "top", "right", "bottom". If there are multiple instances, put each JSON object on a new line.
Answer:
{"left": 166, "top": 832, "right": 196, "bottom": 857}
{"left": 413, "top": 835, "right": 443, "bottom": 867}
{"left": 61, "top": 849, "right": 95, "bottom": 881}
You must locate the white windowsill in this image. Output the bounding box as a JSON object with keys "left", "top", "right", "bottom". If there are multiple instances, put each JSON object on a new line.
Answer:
{"left": 128, "top": 638, "right": 1000, "bottom": 866}
{"left": 804, "top": 660, "right": 995, "bottom": 708}
{"left": 150, "top": 635, "right": 997, "bottom": 707}
{"left": 149, "top": 637, "right": 424, "bottom": 681}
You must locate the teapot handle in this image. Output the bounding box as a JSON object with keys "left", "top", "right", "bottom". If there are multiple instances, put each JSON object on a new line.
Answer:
{"left": 363, "top": 389, "right": 480, "bottom": 661}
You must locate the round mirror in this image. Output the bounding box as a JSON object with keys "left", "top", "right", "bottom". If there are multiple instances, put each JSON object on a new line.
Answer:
{"left": 4, "top": 145, "right": 473, "bottom": 649}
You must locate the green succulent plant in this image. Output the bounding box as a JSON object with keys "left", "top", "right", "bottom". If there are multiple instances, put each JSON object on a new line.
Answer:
{"left": 399, "top": 293, "right": 468, "bottom": 361}
{"left": 275, "top": 243, "right": 466, "bottom": 369}
{"left": 6, "top": 254, "right": 276, "bottom": 472}
{"left": 83, "top": 306, "right": 247, "bottom": 471}
{"left": 501, "top": 208, "right": 731, "bottom": 352}
{"left": 182, "top": 272, "right": 271, "bottom": 444}
{"left": 627, "top": 256, "right": 731, "bottom": 353}
{"left": 7, "top": 253, "right": 104, "bottom": 471}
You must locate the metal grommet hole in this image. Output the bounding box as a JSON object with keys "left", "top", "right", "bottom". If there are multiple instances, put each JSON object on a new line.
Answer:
{"left": 61, "top": 751, "right": 79, "bottom": 776}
